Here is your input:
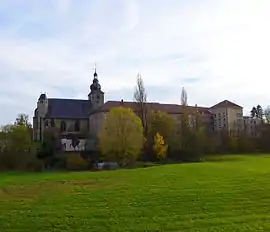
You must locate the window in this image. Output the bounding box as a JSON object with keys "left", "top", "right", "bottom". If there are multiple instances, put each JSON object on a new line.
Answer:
{"left": 60, "top": 121, "right": 66, "bottom": 132}
{"left": 45, "top": 120, "right": 49, "bottom": 127}
{"left": 74, "top": 120, "right": 80, "bottom": 132}
{"left": 97, "top": 95, "right": 100, "bottom": 99}
{"left": 51, "top": 119, "right": 55, "bottom": 127}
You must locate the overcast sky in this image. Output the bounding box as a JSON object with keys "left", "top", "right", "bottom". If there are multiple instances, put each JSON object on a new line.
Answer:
{"left": 1, "top": 0, "right": 270, "bottom": 124}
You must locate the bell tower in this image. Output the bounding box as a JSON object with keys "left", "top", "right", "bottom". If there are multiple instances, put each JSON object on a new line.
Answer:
{"left": 88, "top": 68, "right": 104, "bottom": 109}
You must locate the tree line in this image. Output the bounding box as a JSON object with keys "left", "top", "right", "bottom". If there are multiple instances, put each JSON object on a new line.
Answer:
{"left": 1, "top": 74, "right": 270, "bottom": 170}
{"left": 98, "top": 75, "right": 270, "bottom": 166}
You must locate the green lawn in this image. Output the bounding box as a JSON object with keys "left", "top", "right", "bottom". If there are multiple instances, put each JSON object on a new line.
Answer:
{"left": 1, "top": 155, "right": 270, "bottom": 231}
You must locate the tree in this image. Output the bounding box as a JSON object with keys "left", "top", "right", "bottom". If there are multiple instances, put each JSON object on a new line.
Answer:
{"left": 15, "top": 114, "right": 31, "bottom": 128}
{"left": 0, "top": 121, "right": 34, "bottom": 170}
{"left": 187, "top": 107, "right": 206, "bottom": 160}
{"left": 134, "top": 73, "right": 148, "bottom": 135}
{"left": 250, "top": 105, "right": 264, "bottom": 120}
{"left": 153, "top": 133, "right": 168, "bottom": 161}
{"left": 264, "top": 106, "right": 270, "bottom": 123}
{"left": 99, "top": 107, "right": 144, "bottom": 166}
{"left": 256, "top": 105, "right": 264, "bottom": 120}
{"left": 36, "top": 127, "right": 63, "bottom": 169}
{"left": 251, "top": 106, "right": 257, "bottom": 118}
{"left": 181, "top": 87, "right": 188, "bottom": 106}
{"left": 179, "top": 87, "right": 190, "bottom": 151}
{"left": 146, "top": 110, "right": 174, "bottom": 160}
{"left": 1, "top": 124, "right": 32, "bottom": 154}
{"left": 148, "top": 110, "right": 174, "bottom": 143}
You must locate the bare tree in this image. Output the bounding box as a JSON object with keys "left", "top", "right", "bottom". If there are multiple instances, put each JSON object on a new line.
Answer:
{"left": 133, "top": 73, "right": 148, "bottom": 135}
{"left": 181, "top": 87, "right": 188, "bottom": 106}
{"left": 179, "top": 87, "right": 189, "bottom": 150}
{"left": 264, "top": 106, "right": 270, "bottom": 123}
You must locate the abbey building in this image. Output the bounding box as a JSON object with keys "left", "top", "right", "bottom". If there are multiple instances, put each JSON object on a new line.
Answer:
{"left": 33, "top": 70, "right": 260, "bottom": 152}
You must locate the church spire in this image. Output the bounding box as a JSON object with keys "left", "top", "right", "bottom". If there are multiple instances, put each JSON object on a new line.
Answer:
{"left": 88, "top": 62, "right": 104, "bottom": 108}
{"left": 93, "top": 62, "right": 98, "bottom": 78}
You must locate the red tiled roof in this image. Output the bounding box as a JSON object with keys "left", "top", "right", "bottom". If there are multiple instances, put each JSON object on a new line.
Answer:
{"left": 93, "top": 101, "right": 211, "bottom": 114}
{"left": 210, "top": 100, "right": 242, "bottom": 109}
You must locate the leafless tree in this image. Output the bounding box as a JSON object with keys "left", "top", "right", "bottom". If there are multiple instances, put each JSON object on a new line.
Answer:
{"left": 134, "top": 73, "right": 148, "bottom": 135}
{"left": 179, "top": 87, "right": 189, "bottom": 150}
{"left": 181, "top": 87, "right": 188, "bottom": 106}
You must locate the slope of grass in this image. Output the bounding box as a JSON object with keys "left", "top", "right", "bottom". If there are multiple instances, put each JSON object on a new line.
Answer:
{"left": 1, "top": 155, "right": 270, "bottom": 231}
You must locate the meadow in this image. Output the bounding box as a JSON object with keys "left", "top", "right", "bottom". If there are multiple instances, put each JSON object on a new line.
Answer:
{"left": 1, "top": 155, "right": 270, "bottom": 231}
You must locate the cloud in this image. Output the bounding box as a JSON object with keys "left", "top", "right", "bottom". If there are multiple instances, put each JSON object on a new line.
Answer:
{"left": 1, "top": 0, "right": 270, "bottom": 124}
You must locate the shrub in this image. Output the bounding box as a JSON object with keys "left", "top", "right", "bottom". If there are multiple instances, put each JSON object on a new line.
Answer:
{"left": 0, "top": 151, "right": 44, "bottom": 171}
{"left": 153, "top": 133, "right": 168, "bottom": 161}
{"left": 65, "top": 153, "right": 89, "bottom": 170}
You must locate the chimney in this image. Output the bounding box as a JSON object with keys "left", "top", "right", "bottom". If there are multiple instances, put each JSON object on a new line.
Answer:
{"left": 121, "top": 99, "right": 124, "bottom": 105}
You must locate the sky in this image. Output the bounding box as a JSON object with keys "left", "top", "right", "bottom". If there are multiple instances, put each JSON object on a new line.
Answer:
{"left": 1, "top": 0, "right": 270, "bottom": 125}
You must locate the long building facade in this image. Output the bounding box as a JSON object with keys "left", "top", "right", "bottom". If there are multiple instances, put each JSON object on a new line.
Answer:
{"left": 33, "top": 71, "right": 260, "bottom": 151}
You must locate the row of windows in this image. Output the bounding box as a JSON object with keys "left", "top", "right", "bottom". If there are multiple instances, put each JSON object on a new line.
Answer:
{"left": 60, "top": 121, "right": 80, "bottom": 132}
{"left": 244, "top": 120, "right": 257, "bottom": 125}
{"left": 213, "top": 113, "right": 226, "bottom": 118}
{"left": 45, "top": 119, "right": 80, "bottom": 132}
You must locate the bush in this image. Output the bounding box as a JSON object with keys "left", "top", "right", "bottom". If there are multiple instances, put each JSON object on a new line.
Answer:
{"left": 0, "top": 151, "right": 44, "bottom": 171}
{"left": 153, "top": 133, "right": 168, "bottom": 161}
{"left": 65, "top": 153, "right": 89, "bottom": 171}
{"left": 25, "top": 158, "right": 44, "bottom": 172}
{"left": 125, "top": 161, "right": 157, "bottom": 169}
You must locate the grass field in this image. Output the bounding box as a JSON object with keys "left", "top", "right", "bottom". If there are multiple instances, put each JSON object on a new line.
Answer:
{"left": 1, "top": 155, "right": 270, "bottom": 231}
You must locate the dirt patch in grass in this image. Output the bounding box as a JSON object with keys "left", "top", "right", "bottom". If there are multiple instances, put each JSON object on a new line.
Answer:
{"left": 0, "top": 181, "right": 66, "bottom": 200}
{"left": 0, "top": 178, "right": 114, "bottom": 201}
{"left": 205, "top": 155, "right": 245, "bottom": 163}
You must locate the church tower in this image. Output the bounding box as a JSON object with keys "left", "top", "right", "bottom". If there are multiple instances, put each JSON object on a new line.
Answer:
{"left": 34, "top": 93, "right": 49, "bottom": 141}
{"left": 88, "top": 68, "right": 104, "bottom": 109}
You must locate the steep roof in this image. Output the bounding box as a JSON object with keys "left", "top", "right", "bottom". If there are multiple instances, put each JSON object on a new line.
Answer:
{"left": 39, "top": 93, "right": 47, "bottom": 100}
{"left": 94, "top": 101, "right": 211, "bottom": 114}
{"left": 41, "top": 98, "right": 242, "bottom": 119}
{"left": 210, "top": 100, "right": 242, "bottom": 109}
{"left": 46, "top": 98, "right": 91, "bottom": 118}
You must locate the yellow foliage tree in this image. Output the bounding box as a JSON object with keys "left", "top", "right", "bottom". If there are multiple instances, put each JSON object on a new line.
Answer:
{"left": 99, "top": 107, "right": 144, "bottom": 166}
{"left": 153, "top": 132, "right": 168, "bottom": 160}
{"left": 148, "top": 110, "right": 174, "bottom": 142}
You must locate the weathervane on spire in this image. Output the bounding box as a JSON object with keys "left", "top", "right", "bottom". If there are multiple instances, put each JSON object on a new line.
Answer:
{"left": 93, "top": 61, "right": 98, "bottom": 78}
